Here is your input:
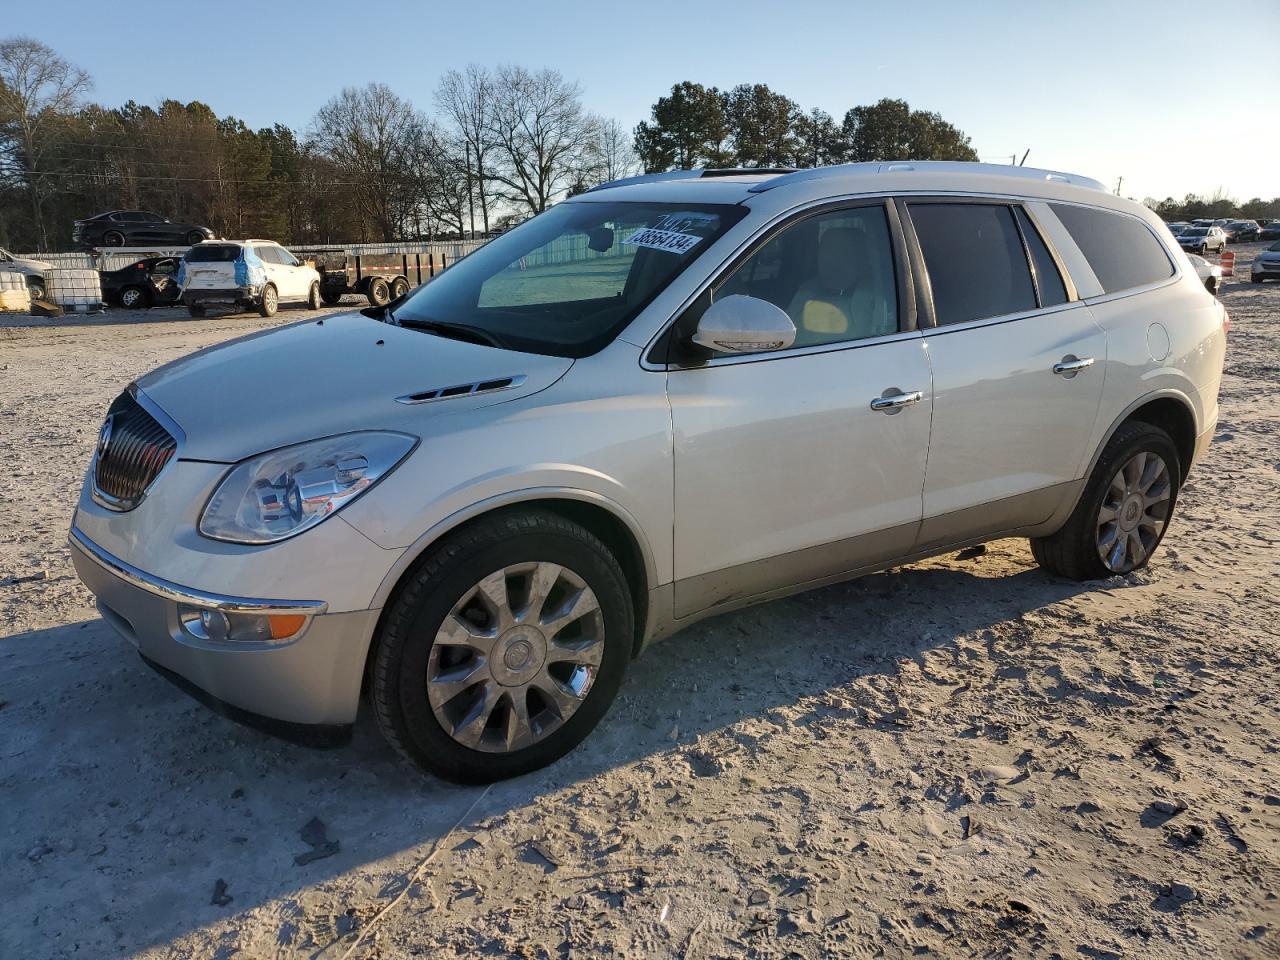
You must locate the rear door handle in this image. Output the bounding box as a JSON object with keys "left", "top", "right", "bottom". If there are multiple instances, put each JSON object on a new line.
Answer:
{"left": 870, "top": 390, "right": 923, "bottom": 413}
{"left": 1053, "top": 356, "right": 1095, "bottom": 376}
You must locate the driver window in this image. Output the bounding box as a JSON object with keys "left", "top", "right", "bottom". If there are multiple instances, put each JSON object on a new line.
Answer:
{"left": 715, "top": 205, "right": 899, "bottom": 349}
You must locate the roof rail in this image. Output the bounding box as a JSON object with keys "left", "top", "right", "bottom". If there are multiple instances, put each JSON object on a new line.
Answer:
{"left": 584, "top": 167, "right": 797, "bottom": 194}
{"left": 747, "top": 161, "right": 1106, "bottom": 194}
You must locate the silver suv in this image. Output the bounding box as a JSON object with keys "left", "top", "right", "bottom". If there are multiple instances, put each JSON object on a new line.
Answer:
{"left": 71, "top": 162, "right": 1227, "bottom": 782}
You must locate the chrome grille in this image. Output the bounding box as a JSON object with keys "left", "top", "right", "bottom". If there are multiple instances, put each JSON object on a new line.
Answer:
{"left": 92, "top": 390, "right": 178, "bottom": 511}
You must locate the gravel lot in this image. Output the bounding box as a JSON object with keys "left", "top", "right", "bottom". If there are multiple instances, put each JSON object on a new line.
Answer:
{"left": 1, "top": 251, "right": 1278, "bottom": 959}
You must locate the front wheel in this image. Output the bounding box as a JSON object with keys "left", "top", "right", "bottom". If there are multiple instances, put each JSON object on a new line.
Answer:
{"left": 371, "top": 510, "right": 634, "bottom": 783}
{"left": 26, "top": 278, "right": 45, "bottom": 302}
{"left": 320, "top": 290, "right": 343, "bottom": 306}
{"left": 366, "top": 277, "right": 390, "bottom": 306}
{"left": 307, "top": 281, "right": 321, "bottom": 310}
{"left": 258, "top": 284, "right": 278, "bottom": 317}
{"left": 119, "top": 285, "right": 150, "bottom": 309}
{"left": 1030, "top": 422, "right": 1179, "bottom": 581}
{"left": 390, "top": 277, "right": 409, "bottom": 300}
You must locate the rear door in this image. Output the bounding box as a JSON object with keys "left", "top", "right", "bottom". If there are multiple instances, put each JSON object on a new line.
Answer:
{"left": 667, "top": 200, "right": 933, "bottom": 616}
{"left": 902, "top": 199, "right": 1106, "bottom": 546}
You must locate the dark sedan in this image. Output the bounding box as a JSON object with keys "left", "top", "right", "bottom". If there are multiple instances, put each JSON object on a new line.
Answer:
{"left": 99, "top": 256, "right": 183, "bottom": 308}
{"left": 73, "top": 211, "right": 214, "bottom": 249}
{"left": 1224, "top": 220, "right": 1261, "bottom": 243}
{"left": 1259, "top": 221, "right": 1280, "bottom": 242}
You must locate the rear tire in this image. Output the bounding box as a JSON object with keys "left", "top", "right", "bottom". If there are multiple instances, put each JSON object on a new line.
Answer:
{"left": 1030, "top": 422, "right": 1180, "bottom": 581}
{"left": 371, "top": 509, "right": 634, "bottom": 783}
{"left": 258, "top": 284, "right": 278, "bottom": 317}
{"left": 187, "top": 303, "right": 206, "bottom": 318}
{"left": 103, "top": 231, "right": 125, "bottom": 247}
{"left": 391, "top": 277, "right": 409, "bottom": 300}
{"left": 307, "top": 281, "right": 321, "bottom": 310}
{"left": 366, "top": 277, "right": 390, "bottom": 306}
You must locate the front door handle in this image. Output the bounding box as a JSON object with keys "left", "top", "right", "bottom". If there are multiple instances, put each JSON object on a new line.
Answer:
{"left": 870, "top": 389, "right": 924, "bottom": 413}
{"left": 1052, "top": 355, "right": 1095, "bottom": 376}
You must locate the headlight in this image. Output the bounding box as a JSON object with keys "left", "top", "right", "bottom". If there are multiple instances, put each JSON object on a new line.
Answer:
{"left": 200, "top": 431, "right": 417, "bottom": 544}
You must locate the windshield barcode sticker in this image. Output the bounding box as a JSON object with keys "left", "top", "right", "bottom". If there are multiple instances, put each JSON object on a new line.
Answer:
{"left": 623, "top": 227, "right": 703, "bottom": 255}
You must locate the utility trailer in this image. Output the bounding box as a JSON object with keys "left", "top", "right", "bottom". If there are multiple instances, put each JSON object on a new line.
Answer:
{"left": 304, "top": 249, "right": 460, "bottom": 306}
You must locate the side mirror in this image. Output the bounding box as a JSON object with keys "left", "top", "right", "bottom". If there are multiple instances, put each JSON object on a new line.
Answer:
{"left": 692, "top": 294, "right": 796, "bottom": 354}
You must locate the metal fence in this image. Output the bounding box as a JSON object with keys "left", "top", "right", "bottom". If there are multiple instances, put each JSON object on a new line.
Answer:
{"left": 19, "top": 239, "right": 490, "bottom": 273}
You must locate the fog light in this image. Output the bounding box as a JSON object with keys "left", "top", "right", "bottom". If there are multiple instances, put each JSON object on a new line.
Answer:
{"left": 178, "top": 605, "right": 306, "bottom": 643}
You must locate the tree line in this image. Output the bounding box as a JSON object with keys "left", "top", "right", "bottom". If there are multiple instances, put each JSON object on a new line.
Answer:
{"left": 1143, "top": 193, "right": 1280, "bottom": 224}
{"left": 3, "top": 37, "right": 983, "bottom": 252}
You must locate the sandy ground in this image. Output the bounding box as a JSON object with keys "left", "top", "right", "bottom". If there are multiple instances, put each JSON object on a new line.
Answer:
{"left": 1, "top": 250, "right": 1278, "bottom": 960}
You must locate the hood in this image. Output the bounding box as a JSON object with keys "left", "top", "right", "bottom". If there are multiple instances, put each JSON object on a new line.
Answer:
{"left": 135, "top": 311, "right": 573, "bottom": 461}
{"left": 4, "top": 255, "right": 51, "bottom": 274}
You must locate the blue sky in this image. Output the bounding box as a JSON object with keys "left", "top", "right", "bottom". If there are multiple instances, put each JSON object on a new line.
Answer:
{"left": 10, "top": 0, "right": 1279, "bottom": 201}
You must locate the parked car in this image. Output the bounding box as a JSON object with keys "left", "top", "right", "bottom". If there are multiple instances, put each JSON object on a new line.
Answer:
{"left": 1186, "top": 253, "right": 1222, "bottom": 293}
{"left": 0, "top": 246, "right": 51, "bottom": 300}
{"left": 178, "top": 240, "right": 321, "bottom": 317}
{"left": 100, "top": 256, "right": 183, "bottom": 309}
{"left": 1223, "top": 220, "right": 1261, "bottom": 243}
{"left": 1177, "top": 225, "right": 1227, "bottom": 254}
{"left": 1261, "top": 221, "right": 1280, "bottom": 241}
{"left": 69, "top": 162, "right": 1227, "bottom": 782}
{"left": 1165, "top": 221, "right": 1190, "bottom": 236}
{"left": 1251, "top": 241, "right": 1280, "bottom": 283}
{"left": 73, "top": 211, "right": 214, "bottom": 249}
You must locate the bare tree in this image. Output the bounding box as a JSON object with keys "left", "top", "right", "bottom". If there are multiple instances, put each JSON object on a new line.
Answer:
{"left": 487, "top": 65, "right": 597, "bottom": 216}
{"left": 0, "top": 37, "right": 91, "bottom": 251}
{"left": 435, "top": 65, "right": 496, "bottom": 235}
{"left": 585, "top": 116, "right": 639, "bottom": 185}
{"left": 309, "top": 83, "right": 432, "bottom": 241}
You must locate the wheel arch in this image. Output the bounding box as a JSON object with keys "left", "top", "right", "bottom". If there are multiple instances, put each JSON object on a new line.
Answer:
{"left": 1087, "top": 390, "right": 1198, "bottom": 485}
{"left": 366, "top": 489, "right": 657, "bottom": 671}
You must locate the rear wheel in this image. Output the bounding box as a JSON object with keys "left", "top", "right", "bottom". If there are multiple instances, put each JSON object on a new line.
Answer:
{"left": 1031, "top": 422, "right": 1179, "bottom": 581}
{"left": 103, "top": 230, "right": 125, "bottom": 247}
{"left": 307, "top": 281, "right": 321, "bottom": 310}
{"left": 119, "top": 285, "right": 150, "bottom": 309}
{"left": 391, "top": 277, "right": 409, "bottom": 300}
{"left": 258, "top": 284, "right": 278, "bottom": 317}
{"left": 367, "top": 277, "right": 390, "bottom": 306}
{"left": 187, "top": 302, "right": 206, "bottom": 318}
{"left": 372, "top": 509, "right": 634, "bottom": 783}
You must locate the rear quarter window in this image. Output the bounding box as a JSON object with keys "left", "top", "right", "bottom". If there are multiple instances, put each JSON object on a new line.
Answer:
{"left": 1051, "top": 204, "right": 1173, "bottom": 295}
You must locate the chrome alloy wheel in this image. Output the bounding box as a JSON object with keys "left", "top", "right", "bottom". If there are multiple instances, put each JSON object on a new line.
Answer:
{"left": 426, "top": 562, "right": 605, "bottom": 753}
{"left": 1096, "top": 451, "right": 1172, "bottom": 573}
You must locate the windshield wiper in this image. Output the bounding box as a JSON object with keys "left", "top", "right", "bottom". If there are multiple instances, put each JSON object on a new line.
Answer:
{"left": 394, "top": 316, "right": 507, "bottom": 349}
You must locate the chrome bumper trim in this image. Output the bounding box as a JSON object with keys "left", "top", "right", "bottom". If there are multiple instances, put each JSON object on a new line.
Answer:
{"left": 69, "top": 527, "right": 328, "bottom": 616}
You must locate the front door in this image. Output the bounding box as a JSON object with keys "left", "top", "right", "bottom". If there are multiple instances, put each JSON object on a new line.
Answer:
{"left": 667, "top": 202, "right": 933, "bottom": 617}
{"left": 902, "top": 200, "right": 1106, "bottom": 545}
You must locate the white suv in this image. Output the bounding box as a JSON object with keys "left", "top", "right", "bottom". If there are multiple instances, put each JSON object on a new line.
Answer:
{"left": 179, "top": 239, "right": 320, "bottom": 317}
{"left": 71, "top": 163, "right": 1227, "bottom": 782}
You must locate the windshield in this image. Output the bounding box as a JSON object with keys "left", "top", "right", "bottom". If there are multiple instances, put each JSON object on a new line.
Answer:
{"left": 1270, "top": 241, "right": 1280, "bottom": 252}
{"left": 185, "top": 245, "right": 241, "bottom": 263}
{"left": 391, "top": 200, "right": 747, "bottom": 357}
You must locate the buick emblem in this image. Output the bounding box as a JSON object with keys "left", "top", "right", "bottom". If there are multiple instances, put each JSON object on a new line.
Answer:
{"left": 97, "top": 415, "right": 115, "bottom": 458}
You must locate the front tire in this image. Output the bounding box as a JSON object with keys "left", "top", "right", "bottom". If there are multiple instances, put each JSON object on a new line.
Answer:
{"left": 321, "top": 290, "right": 344, "bottom": 306}
{"left": 119, "top": 285, "right": 150, "bottom": 309}
{"left": 367, "top": 277, "right": 390, "bottom": 306}
{"left": 307, "top": 281, "right": 321, "bottom": 310}
{"left": 391, "top": 277, "right": 409, "bottom": 300}
{"left": 26, "top": 277, "right": 45, "bottom": 302}
{"left": 258, "top": 283, "right": 278, "bottom": 317}
{"left": 1031, "top": 422, "right": 1180, "bottom": 581}
{"left": 372, "top": 509, "right": 634, "bottom": 783}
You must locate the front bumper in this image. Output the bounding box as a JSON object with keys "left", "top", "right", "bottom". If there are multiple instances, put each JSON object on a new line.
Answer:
{"left": 70, "top": 527, "right": 378, "bottom": 728}
{"left": 1251, "top": 261, "right": 1280, "bottom": 277}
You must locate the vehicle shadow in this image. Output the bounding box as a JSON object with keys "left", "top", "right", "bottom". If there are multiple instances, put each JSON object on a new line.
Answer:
{"left": 0, "top": 557, "right": 1095, "bottom": 958}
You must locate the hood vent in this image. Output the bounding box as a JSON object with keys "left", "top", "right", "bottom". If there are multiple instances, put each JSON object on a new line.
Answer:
{"left": 396, "top": 374, "right": 527, "bottom": 405}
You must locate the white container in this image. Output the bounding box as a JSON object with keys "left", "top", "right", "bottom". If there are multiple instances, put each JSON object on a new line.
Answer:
{"left": 0, "top": 287, "right": 31, "bottom": 312}
{"left": 0, "top": 269, "right": 28, "bottom": 291}
{"left": 45, "top": 268, "right": 105, "bottom": 311}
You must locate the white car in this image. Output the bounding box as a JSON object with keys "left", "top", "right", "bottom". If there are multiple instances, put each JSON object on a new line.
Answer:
{"left": 1176, "top": 225, "right": 1227, "bottom": 254}
{"left": 179, "top": 239, "right": 321, "bottom": 317}
{"left": 0, "top": 246, "right": 52, "bottom": 300}
{"left": 1251, "top": 241, "right": 1280, "bottom": 283}
{"left": 71, "top": 162, "right": 1227, "bottom": 782}
{"left": 1186, "top": 253, "right": 1222, "bottom": 293}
